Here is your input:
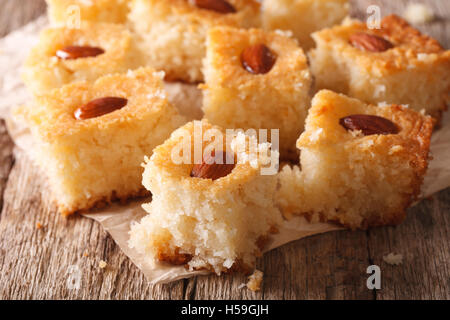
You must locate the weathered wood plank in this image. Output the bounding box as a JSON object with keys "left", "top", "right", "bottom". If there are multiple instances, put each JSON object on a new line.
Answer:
{"left": 0, "top": 151, "right": 188, "bottom": 299}
{"left": 367, "top": 194, "right": 450, "bottom": 300}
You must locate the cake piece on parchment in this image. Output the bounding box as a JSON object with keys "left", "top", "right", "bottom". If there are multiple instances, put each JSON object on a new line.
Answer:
{"left": 129, "top": 120, "right": 282, "bottom": 274}
{"left": 201, "top": 27, "right": 312, "bottom": 160}
{"left": 277, "top": 90, "right": 434, "bottom": 229}
{"left": 309, "top": 15, "right": 450, "bottom": 121}
{"left": 18, "top": 67, "right": 186, "bottom": 215}
{"left": 23, "top": 22, "right": 142, "bottom": 96}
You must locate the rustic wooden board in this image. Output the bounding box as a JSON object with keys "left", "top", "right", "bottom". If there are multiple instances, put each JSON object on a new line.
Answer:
{"left": 0, "top": 0, "right": 448, "bottom": 300}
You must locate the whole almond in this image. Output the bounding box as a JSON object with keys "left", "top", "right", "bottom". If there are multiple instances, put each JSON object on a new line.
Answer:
{"left": 56, "top": 46, "right": 105, "bottom": 60}
{"left": 191, "top": 151, "right": 235, "bottom": 180}
{"left": 74, "top": 97, "right": 128, "bottom": 120}
{"left": 241, "top": 44, "right": 277, "bottom": 74}
{"left": 193, "top": 0, "right": 236, "bottom": 13}
{"left": 339, "top": 114, "right": 399, "bottom": 136}
{"left": 349, "top": 33, "right": 393, "bottom": 52}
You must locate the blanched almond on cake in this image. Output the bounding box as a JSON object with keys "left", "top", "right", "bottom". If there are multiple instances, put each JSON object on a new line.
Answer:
{"left": 349, "top": 33, "right": 393, "bottom": 52}
{"left": 191, "top": 151, "right": 235, "bottom": 180}
{"left": 241, "top": 44, "right": 277, "bottom": 74}
{"left": 56, "top": 46, "right": 105, "bottom": 60}
{"left": 74, "top": 97, "right": 128, "bottom": 120}
{"left": 193, "top": 0, "right": 236, "bottom": 13}
{"left": 339, "top": 114, "right": 399, "bottom": 135}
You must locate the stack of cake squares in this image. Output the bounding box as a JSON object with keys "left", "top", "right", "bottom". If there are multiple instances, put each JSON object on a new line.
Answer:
{"left": 17, "top": 0, "right": 450, "bottom": 275}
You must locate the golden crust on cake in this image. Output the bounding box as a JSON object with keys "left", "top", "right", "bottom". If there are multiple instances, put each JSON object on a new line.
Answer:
{"left": 19, "top": 67, "right": 186, "bottom": 215}
{"left": 129, "top": 120, "right": 282, "bottom": 274}
{"left": 309, "top": 15, "right": 450, "bottom": 120}
{"left": 277, "top": 90, "right": 434, "bottom": 229}
{"left": 127, "top": 0, "right": 261, "bottom": 83}
{"left": 23, "top": 22, "right": 143, "bottom": 95}
{"left": 46, "top": 0, "right": 131, "bottom": 25}
{"left": 313, "top": 15, "right": 446, "bottom": 72}
{"left": 202, "top": 27, "right": 311, "bottom": 159}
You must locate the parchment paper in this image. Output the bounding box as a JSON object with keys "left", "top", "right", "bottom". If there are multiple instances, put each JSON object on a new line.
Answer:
{"left": 1, "top": 17, "right": 449, "bottom": 284}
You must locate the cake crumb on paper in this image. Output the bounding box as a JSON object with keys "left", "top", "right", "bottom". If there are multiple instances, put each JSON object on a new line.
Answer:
{"left": 99, "top": 260, "right": 108, "bottom": 269}
{"left": 246, "top": 270, "right": 263, "bottom": 292}
{"left": 403, "top": 3, "right": 434, "bottom": 24}
{"left": 383, "top": 253, "right": 403, "bottom": 265}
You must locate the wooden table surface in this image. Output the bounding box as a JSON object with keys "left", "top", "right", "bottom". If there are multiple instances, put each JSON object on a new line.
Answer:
{"left": 0, "top": 0, "right": 449, "bottom": 300}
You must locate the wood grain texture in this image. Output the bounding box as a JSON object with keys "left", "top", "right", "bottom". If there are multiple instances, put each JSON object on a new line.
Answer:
{"left": 0, "top": 0, "right": 449, "bottom": 300}
{"left": 0, "top": 0, "right": 46, "bottom": 38}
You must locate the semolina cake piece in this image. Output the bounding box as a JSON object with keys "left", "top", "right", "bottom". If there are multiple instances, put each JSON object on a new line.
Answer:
{"left": 263, "top": 0, "right": 349, "bottom": 50}
{"left": 46, "top": 0, "right": 131, "bottom": 25}
{"left": 18, "top": 67, "right": 186, "bottom": 215}
{"left": 201, "top": 27, "right": 312, "bottom": 160}
{"left": 127, "top": 0, "right": 261, "bottom": 83}
{"left": 129, "top": 120, "right": 282, "bottom": 274}
{"left": 23, "top": 22, "right": 143, "bottom": 96}
{"left": 309, "top": 15, "right": 450, "bottom": 121}
{"left": 277, "top": 90, "right": 434, "bottom": 229}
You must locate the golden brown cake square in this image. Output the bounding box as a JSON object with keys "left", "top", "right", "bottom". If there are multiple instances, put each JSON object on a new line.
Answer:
{"left": 46, "top": 0, "right": 131, "bottom": 25}
{"left": 201, "top": 27, "right": 312, "bottom": 159}
{"left": 277, "top": 90, "right": 434, "bottom": 229}
{"left": 22, "top": 22, "right": 143, "bottom": 96}
{"left": 127, "top": 0, "right": 261, "bottom": 83}
{"left": 18, "top": 67, "right": 186, "bottom": 215}
{"left": 129, "top": 120, "right": 281, "bottom": 274}
{"left": 263, "top": 0, "right": 349, "bottom": 50}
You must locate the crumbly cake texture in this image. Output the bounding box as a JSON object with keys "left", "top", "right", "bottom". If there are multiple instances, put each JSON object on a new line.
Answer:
{"left": 129, "top": 120, "right": 282, "bottom": 274}
{"left": 23, "top": 22, "right": 143, "bottom": 96}
{"left": 246, "top": 269, "right": 263, "bottom": 291}
{"left": 18, "top": 67, "right": 186, "bottom": 216}
{"left": 309, "top": 15, "right": 450, "bottom": 120}
{"left": 127, "top": 0, "right": 261, "bottom": 83}
{"left": 263, "top": 0, "right": 349, "bottom": 50}
{"left": 202, "top": 27, "right": 312, "bottom": 159}
{"left": 46, "top": 0, "right": 131, "bottom": 25}
{"left": 277, "top": 90, "right": 434, "bottom": 229}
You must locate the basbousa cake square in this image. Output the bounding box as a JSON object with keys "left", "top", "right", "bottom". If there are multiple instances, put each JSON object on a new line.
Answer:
{"left": 23, "top": 22, "right": 143, "bottom": 96}
{"left": 263, "top": 0, "right": 349, "bottom": 50}
{"left": 201, "top": 27, "right": 312, "bottom": 159}
{"left": 46, "top": 0, "right": 131, "bottom": 25}
{"left": 18, "top": 67, "right": 186, "bottom": 215}
{"left": 309, "top": 15, "right": 450, "bottom": 121}
{"left": 127, "top": 0, "right": 261, "bottom": 83}
{"left": 129, "top": 120, "right": 281, "bottom": 274}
